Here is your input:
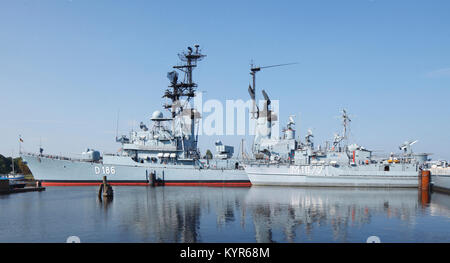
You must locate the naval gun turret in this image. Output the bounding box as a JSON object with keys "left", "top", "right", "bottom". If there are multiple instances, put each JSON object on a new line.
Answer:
{"left": 398, "top": 140, "right": 430, "bottom": 166}
{"left": 399, "top": 140, "right": 418, "bottom": 156}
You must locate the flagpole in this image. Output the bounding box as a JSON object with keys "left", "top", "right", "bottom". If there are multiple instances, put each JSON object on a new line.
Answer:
{"left": 19, "top": 135, "right": 22, "bottom": 154}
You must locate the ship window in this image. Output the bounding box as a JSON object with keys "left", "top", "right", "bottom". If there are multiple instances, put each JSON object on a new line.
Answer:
{"left": 384, "top": 166, "right": 390, "bottom": 171}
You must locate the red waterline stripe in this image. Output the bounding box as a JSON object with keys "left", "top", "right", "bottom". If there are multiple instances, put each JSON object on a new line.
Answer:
{"left": 42, "top": 182, "right": 149, "bottom": 186}
{"left": 41, "top": 182, "right": 252, "bottom": 187}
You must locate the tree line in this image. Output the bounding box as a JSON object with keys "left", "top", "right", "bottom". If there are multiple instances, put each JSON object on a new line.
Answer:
{"left": 0, "top": 154, "right": 32, "bottom": 175}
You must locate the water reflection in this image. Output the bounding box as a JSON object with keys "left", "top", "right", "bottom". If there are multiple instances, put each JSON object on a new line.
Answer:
{"left": 246, "top": 187, "right": 421, "bottom": 242}
{"left": 97, "top": 196, "right": 113, "bottom": 210}
{"left": 116, "top": 187, "right": 247, "bottom": 242}
{"left": 429, "top": 192, "right": 450, "bottom": 217}
{"left": 112, "top": 187, "right": 445, "bottom": 242}
{"left": 1, "top": 186, "right": 450, "bottom": 242}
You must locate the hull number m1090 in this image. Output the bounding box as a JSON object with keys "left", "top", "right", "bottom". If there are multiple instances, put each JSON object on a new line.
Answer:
{"left": 95, "top": 166, "right": 116, "bottom": 175}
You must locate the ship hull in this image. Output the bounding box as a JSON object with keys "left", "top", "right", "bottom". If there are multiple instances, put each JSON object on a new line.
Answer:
{"left": 430, "top": 168, "right": 450, "bottom": 194}
{"left": 245, "top": 164, "right": 419, "bottom": 188}
{"left": 22, "top": 154, "right": 250, "bottom": 187}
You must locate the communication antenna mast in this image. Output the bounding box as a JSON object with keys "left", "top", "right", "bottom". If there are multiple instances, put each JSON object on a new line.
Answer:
{"left": 248, "top": 62, "right": 298, "bottom": 119}
{"left": 11, "top": 150, "right": 15, "bottom": 174}
{"left": 162, "top": 45, "right": 206, "bottom": 158}
{"left": 341, "top": 109, "right": 351, "bottom": 144}
{"left": 164, "top": 44, "right": 206, "bottom": 117}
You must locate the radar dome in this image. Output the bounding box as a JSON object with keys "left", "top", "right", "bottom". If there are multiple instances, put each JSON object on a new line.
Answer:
{"left": 151, "top": 110, "right": 164, "bottom": 120}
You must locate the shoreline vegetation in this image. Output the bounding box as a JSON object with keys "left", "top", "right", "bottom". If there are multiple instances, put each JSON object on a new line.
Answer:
{"left": 0, "top": 154, "right": 34, "bottom": 180}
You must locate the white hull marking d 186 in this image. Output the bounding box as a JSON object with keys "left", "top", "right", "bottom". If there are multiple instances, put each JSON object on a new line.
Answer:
{"left": 94, "top": 166, "right": 116, "bottom": 175}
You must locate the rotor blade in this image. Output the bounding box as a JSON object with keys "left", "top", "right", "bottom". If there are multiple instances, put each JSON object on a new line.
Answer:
{"left": 259, "top": 62, "right": 298, "bottom": 69}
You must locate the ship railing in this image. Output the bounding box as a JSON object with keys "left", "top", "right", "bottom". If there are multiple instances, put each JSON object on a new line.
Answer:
{"left": 21, "top": 152, "right": 102, "bottom": 163}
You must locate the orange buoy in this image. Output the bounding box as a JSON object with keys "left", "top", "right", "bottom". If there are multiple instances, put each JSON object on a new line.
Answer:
{"left": 420, "top": 170, "right": 431, "bottom": 190}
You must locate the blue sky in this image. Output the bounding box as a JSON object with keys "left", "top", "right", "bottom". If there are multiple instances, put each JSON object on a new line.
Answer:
{"left": 1, "top": 0, "right": 449, "bottom": 159}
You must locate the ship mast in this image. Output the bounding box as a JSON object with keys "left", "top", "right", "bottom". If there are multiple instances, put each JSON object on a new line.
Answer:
{"left": 164, "top": 45, "right": 205, "bottom": 108}
{"left": 341, "top": 109, "right": 351, "bottom": 146}
{"left": 163, "top": 45, "right": 206, "bottom": 158}
{"left": 248, "top": 62, "right": 297, "bottom": 119}
{"left": 11, "top": 156, "right": 14, "bottom": 175}
{"left": 248, "top": 62, "right": 297, "bottom": 154}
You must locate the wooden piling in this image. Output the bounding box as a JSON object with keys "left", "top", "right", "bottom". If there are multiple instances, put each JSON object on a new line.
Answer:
{"left": 98, "top": 176, "right": 113, "bottom": 198}
{"left": 150, "top": 171, "right": 156, "bottom": 187}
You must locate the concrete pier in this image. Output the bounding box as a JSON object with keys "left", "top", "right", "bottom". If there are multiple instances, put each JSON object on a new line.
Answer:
{"left": 0, "top": 179, "right": 45, "bottom": 195}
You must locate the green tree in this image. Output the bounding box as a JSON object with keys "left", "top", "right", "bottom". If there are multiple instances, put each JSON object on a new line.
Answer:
{"left": 0, "top": 155, "right": 32, "bottom": 175}
{"left": 205, "top": 149, "right": 213, "bottom": 160}
{"left": 16, "top": 158, "right": 32, "bottom": 175}
{"left": 0, "top": 155, "right": 12, "bottom": 174}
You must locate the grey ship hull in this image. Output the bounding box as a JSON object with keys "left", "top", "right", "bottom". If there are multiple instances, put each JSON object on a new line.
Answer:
{"left": 430, "top": 168, "right": 450, "bottom": 193}
{"left": 245, "top": 163, "right": 420, "bottom": 188}
{"left": 22, "top": 154, "right": 250, "bottom": 187}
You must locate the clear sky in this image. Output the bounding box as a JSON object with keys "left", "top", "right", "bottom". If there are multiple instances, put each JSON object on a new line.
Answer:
{"left": 1, "top": 0, "right": 449, "bottom": 159}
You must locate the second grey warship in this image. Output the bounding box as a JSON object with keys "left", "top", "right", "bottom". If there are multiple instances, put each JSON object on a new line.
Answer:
{"left": 243, "top": 65, "right": 428, "bottom": 187}
{"left": 428, "top": 160, "right": 450, "bottom": 193}
{"left": 21, "top": 45, "right": 250, "bottom": 187}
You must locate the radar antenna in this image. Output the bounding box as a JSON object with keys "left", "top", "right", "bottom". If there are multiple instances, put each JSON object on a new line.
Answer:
{"left": 163, "top": 45, "right": 206, "bottom": 117}
{"left": 162, "top": 45, "right": 206, "bottom": 159}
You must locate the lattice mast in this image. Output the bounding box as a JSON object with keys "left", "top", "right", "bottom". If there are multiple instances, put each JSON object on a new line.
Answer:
{"left": 163, "top": 45, "right": 206, "bottom": 158}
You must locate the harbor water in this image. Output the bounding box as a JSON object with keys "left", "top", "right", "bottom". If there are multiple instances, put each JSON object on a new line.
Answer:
{"left": 1, "top": 186, "right": 450, "bottom": 243}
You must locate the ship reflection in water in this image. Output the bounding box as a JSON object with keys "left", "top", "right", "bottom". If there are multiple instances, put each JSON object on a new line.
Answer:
{"left": 1, "top": 186, "right": 450, "bottom": 242}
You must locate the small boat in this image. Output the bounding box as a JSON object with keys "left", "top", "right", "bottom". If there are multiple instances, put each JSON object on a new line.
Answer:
{"left": 0, "top": 175, "right": 26, "bottom": 189}
{"left": 2, "top": 157, "right": 27, "bottom": 188}
{"left": 6, "top": 174, "right": 25, "bottom": 181}
{"left": 4, "top": 174, "right": 26, "bottom": 189}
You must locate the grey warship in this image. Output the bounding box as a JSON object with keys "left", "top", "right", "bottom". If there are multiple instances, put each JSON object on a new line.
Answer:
{"left": 428, "top": 160, "right": 450, "bottom": 193}
{"left": 21, "top": 45, "right": 250, "bottom": 187}
{"left": 243, "top": 65, "right": 428, "bottom": 187}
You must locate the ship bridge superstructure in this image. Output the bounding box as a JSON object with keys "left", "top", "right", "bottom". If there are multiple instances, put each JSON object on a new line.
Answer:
{"left": 114, "top": 45, "right": 206, "bottom": 165}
